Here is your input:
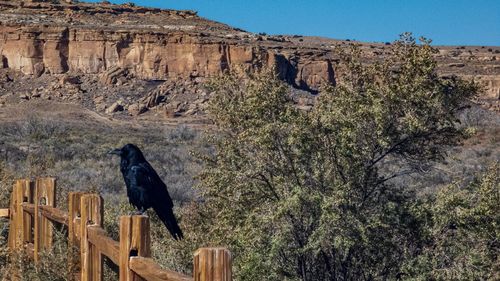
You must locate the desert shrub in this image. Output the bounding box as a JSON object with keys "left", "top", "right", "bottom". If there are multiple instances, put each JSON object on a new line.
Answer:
{"left": 193, "top": 33, "right": 480, "bottom": 280}
{"left": 403, "top": 163, "right": 499, "bottom": 280}
{"left": 0, "top": 226, "right": 71, "bottom": 281}
{"left": 165, "top": 124, "right": 197, "bottom": 143}
{"left": 458, "top": 104, "right": 499, "bottom": 128}
{"left": 0, "top": 160, "right": 14, "bottom": 255}
{"left": 0, "top": 161, "right": 14, "bottom": 208}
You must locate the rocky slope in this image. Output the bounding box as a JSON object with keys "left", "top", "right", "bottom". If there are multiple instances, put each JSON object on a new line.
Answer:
{"left": 0, "top": 0, "right": 499, "bottom": 119}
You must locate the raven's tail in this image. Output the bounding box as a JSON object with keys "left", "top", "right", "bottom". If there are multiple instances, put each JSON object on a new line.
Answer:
{"left": 153, "top": 204, "right": 184, "bottom": 240}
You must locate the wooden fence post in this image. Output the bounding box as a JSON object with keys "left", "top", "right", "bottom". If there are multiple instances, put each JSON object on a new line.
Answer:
{"left": 34, "top": 177, "right": 56, "bottom": 263}
{"left": 194, "top": 248, "right": 232, "bottom": 281}
{"left": 68, "top": 192, "right": 85, "bottom": 280}
{"left": 80, "top": 194, "right": 104, "bottom": 281}
{"left": 119, "top": 215, "right": 150, "bottom": 281}
{"left": 68, "top": 192, "right": 85, "bottom": 246}
{"left": 8, "top": 179, "right": 33, "bottom": 251}
{"left": 21, "top": 180, "right": 34, "bottom": 245}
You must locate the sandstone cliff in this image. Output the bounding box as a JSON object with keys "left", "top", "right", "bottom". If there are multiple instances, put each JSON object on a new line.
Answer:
{"left": 0, "top": 0, "right": 334, "bottom": 92}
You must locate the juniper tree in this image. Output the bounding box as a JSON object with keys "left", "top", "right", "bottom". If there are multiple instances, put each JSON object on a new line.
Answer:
{"left": 196, "top": 34, "right": 479, "bottom": 280}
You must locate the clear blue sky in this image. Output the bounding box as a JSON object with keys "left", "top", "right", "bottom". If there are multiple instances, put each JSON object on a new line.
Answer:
{"left": 85, "top": 0, "right": 500, "bottom": 46}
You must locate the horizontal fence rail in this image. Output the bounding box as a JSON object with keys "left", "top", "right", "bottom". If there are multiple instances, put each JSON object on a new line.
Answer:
{"left": 2, "top": 178, "right": 232, "bottom": 281}
{"left": 0, "top": 208, "right": 8, "bottom": 218}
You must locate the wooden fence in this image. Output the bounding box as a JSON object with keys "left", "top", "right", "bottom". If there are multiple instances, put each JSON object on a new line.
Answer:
{"left": 0, "top": 178, "right": 232, "bottom": 281}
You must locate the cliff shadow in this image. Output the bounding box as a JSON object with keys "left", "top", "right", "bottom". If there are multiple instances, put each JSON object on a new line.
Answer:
{"left": 57, "top": 28, "right": 70, "bottom": 72}
{"left": 1, "top": 56, "right": 7, "bottom": 68}
{"left": 273, "top": 53, "right": 298, "bottom": 86}
{"left": 116, "top": 37, "right": 133, "bottom": 61}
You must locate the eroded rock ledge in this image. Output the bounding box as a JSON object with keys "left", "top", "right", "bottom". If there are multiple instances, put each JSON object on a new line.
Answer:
{"left": 0, "top": 0, "right": 335, "bottom": 92}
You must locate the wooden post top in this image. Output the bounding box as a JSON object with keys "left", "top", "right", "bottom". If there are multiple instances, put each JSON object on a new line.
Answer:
{"left": 194, "top": 247, "right": 232, "bottom": 281}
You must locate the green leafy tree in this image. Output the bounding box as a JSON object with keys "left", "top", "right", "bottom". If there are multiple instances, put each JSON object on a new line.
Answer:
{"left": 196, "top": 33, "right": 479, "bottom": 280}
{"left": 404, "top": 163, "right": 499, "bottom": 280}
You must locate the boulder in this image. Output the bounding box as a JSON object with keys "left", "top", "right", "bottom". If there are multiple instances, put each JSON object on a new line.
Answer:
{"left": 165, "top": 107, "right": 182, "bottom": 118}
{"left": 0, "top": 73, "right": 12, "bottom": 83}
{"left": 148, "top": 91, "right": 168, "bottom": 107}
{"left": 127, "top": 103, "right": 148, "bottom": 116}
{"left": 185, "top": 108, "right": 197, "bottom": 115}
{"left": 33, "top": 62, "right": 45, "bottom": 78}
{"left": 31, "top": 89, "right": 41, "bottom": 98}
{"left": 105, "top": 102, "right": 124, "bottom": 114}
{"left": 99, "top": 66, "right": 128, "bottom": 85}
{"left": 60, "top": 75, "right": 81, "bottom": 85}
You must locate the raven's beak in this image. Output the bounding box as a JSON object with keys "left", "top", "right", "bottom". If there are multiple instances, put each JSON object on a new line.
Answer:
{"left": 108, "top": 148, "right": 122, "bottom": 156}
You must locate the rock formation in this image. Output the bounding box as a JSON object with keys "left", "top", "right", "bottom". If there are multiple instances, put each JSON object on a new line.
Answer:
{"left": 0, "top": 0, "right": 498, "bottom": 115}
{"left": 0, "top": 0, "right": 335, "bottom": 92}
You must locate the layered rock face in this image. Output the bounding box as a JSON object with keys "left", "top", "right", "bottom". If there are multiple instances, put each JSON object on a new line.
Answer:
{"left": 0, "top": 0, "right": 498, "bottom": 109}
{"left": 436, "top": 47, "right": 500, "bottom": 111}
{"left": 0, "top": 1, "right": 334, "bottom": 92}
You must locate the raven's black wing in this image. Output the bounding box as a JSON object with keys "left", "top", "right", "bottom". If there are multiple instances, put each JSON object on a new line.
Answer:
{"left": 127, "top": 162, "right": 183, "bottom": 240}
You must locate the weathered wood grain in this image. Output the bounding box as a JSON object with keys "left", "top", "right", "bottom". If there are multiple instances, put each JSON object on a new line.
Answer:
{"left": 39, "top": 205, "right": 68, "bottom": 225}
{"left": 21, "top": 203, "right": 34, "bottom": 214}
{"left": 87, "top": 225, "right": 120, "bottom": 265}
{"left": 129, "top": 257, "right": 193, "bottom": 281}
{"left": 9, "top": 180, "right": 33, "bottom": 250}
{"left": 34, "top": 177, "right": 56, "bottom": 263}
{"left": 120, "top": 215, "right": 150, "bottom": 281}
{"left": 68, "top": 192, "right": 85, "bottom": 281}
{"left": 80, "top": 194, "right": 104, "bottom": 281}
{"left": 194, "top": 248, "right": 232, "bottom": 281}
{"left": 21, "top": 180, "right": 34, "bottom": 244}
{"left": 0, "top": 208, "right": 9, "bottom": 218}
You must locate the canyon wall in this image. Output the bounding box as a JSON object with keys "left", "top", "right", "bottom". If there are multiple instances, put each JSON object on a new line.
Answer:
{"left": 0, "top": 25, "right": 335, "bottom": 92}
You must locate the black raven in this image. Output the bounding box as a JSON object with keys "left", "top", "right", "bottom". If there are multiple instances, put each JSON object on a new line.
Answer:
{"left": 108, "top": 144, "right": 183, "bottom": 240}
